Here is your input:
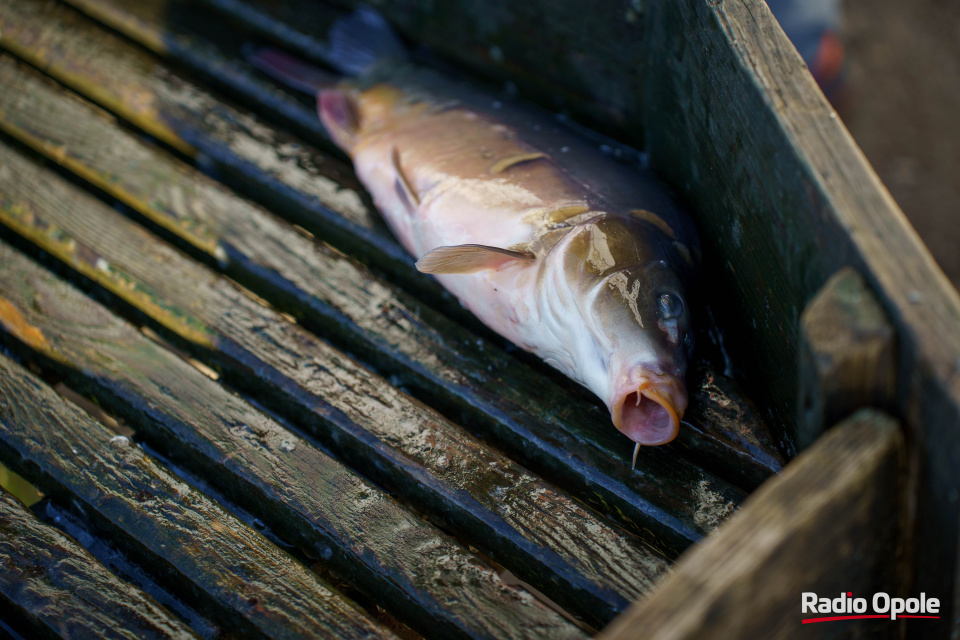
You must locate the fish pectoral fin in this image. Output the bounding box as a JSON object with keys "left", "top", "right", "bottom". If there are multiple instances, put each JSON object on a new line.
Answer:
{"left": 416, "top": 244, "right": 535, "bottom": 274}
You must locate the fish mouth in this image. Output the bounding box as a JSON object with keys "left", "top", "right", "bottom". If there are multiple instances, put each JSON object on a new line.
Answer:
{"left": 611, "top": 379, "right": 686, "bottom": 446}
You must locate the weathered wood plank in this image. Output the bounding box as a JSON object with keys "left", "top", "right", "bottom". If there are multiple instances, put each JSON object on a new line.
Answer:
{"left": 0, "top": 56, "right": 772, "bottom": 548}
{"left": 0, "top": 146, "right": 689, "bottom": 627}
{"left": 0, "top": 487, "right": 201, "bottom": 640}
{"left": 0, "top": 0, "right": 434, "bottom": 303}
{"left": 0, "top": 63, "right": 678, "bottom": 624}
{"left": 63, "top": 0, "right": 333, "bottom": 148}
{"left": 0, "top": 244, "right": 586, "bottom": 638}
{"left": 798, "top": 267, "right": 897, "bottom": 449}
{"left": 0, "top": 353, "right": 401, "bottom": 640}
{"left": 44, "top": 0, "right": 782, "bottom": 491}
{"left": 195, "top": 0, "right": 652, "bottom": 147}
{"left": 643, "top": 1, "right": 960, "bottom": 632}
{"left": 599, "top": 409, "right": 905, "bottom": 640}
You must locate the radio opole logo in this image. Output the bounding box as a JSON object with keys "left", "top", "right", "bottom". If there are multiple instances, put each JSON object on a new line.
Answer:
{"left": 801, "top": 592, "right": 940, "bottom": 624}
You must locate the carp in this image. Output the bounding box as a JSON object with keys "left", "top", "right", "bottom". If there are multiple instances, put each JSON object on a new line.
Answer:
{"left": 252, "top": 8, "right": 700, "bottom": 466}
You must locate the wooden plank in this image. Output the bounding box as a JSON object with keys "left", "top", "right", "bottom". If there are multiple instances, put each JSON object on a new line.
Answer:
{"left": 0, "top": 245, "right": 586, "bottom": 638}
{"left": 0, "top": 487, "right": 201, "bottom": 640}
{"left": 193, "top": 0, "right": 652, "bottom": 148}
{"left": 600, "top": 409, "right": 905, "bottom": 640}
{"left": 0, "top": 354, "right": 402, "bottom": 640}
{"left": 643, "top": 1, "right": 960, "bottom": 633}
{"left": 0, "top": 0, "right": 434, "bottom": 304}
{"left": 63, "top": 0, "right": 333, "bottom": 148}
{"left": 0, "top": 56, "right": 772, "bottom": 546}
{"left": 798, "top": 267, "right": 897, "bottom": 449}
{"left": 0, "top": 148, "right": 686, "bottom": 629}
{"left": 41, "top": 0, "right": 783, "bottom": 492}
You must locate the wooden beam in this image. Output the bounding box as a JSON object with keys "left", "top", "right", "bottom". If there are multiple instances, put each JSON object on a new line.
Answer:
{"left": 599, "top": 409, "right": 905, "bottom": 640}
{"left": 798, "top": 267, "right": 897, "bottom": 449}
{"left": 0, "top": 243, "right": 595, "bottom": 637}
{"left": 643, "top": 1, "right": 960, "bottom": 632}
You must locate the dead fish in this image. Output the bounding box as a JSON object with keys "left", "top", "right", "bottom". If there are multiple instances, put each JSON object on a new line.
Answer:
{"left": 250, "top": 9, "right": 700, "bottom": 465}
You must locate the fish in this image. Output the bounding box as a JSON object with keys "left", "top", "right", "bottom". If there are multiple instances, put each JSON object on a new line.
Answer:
{"left": 250, "top": 8, "right": 700, "bottom": 465}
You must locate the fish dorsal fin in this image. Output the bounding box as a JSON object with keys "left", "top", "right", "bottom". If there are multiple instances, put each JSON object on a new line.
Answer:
{"left": 416, "top": 244, "right": 535, "bottom": 274}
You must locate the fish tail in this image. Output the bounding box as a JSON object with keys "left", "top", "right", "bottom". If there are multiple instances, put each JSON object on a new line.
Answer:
{"left": 325, "top": 5, "right": 408, "bottom": 75}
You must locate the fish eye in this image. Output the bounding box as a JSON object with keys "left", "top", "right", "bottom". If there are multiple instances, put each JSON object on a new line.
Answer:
{"left": 658, "top": 293, "right": 684, "bottom": 319}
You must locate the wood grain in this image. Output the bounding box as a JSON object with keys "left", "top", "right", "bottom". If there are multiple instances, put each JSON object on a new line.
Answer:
{"left": 38, "top": 0, "right": 783, "bottom": 492}
{"left": 643, "top": 2, "right": 960, "bottom": 633}
{"left": 0, "top": 488, "right": 200, "bottom": 640}
{"left": 0, "top": 47, "right": 776, "bottom": 539}
{"left": 0, "top": 354, "right": 399, "bottom": 640}
{"left": 0, "top": 243, "right": 589, "bottom": 639}
{"left": 0, "top": 143, "right": 685, "bottom": 628}
{"left": 0, "top": 0, "right": 431, "bottom": 303}
{"left": 798, "top": 267, "right": 897, "bottom": 449}
{"left": 599, "top": 409, "right": 905, "bottom": 640}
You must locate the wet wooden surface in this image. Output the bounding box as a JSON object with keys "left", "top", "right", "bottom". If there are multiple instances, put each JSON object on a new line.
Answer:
{"left": 0, "top": 0, "right": 908, "bottom": 637}
{"left": 0, "top": 354, "right": 403, "bottom": 640}
{"left": 0, "top": 488, "right": 200, "bottom": 640}
{"left": 0, "top": 0, "right": 783, "bottom": 495}
{"left": 0, "top": 239, "right": 658, "bottom": 633}
{"left": 0, "top": 0, "right": 786, "bottom": 549}
{"left": 599, "top": 409, "right": 905, "bottom": 640}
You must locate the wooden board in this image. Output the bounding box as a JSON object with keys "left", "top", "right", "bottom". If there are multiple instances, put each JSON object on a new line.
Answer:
{"left": 642, "top": 2, "right": 960, "bottom": 634}
{"left": 599, "top": 409, "right": 905, "bottom": 640}
{"left": 0, "top": 47, "right": 756, "bottom": 552}
{"left": 0, "top": 0, "right": 431, "bottom": 306}
{"left": 37, "top": 0, "right": 783, "bottom": 492}
{"left": 0, "top": 140, "right": 729, "bottom": 632}
{"left": 0, "top": 239, "right": 660, "bottom": 632}
{"left": 0, "top": 353, "right": 406, "bottom": 640}
{"left": 0, "top": 488, "right": 200, "bottom": 640}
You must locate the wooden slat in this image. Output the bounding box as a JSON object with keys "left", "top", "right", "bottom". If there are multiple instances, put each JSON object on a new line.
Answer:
{"left": 0, "top": 0, "right": 430, "bottom": 302}
{"left": 195, "top": 0, "right": 652, "bottom": 147}
{"left": 0, "top": 47, "right": 770, "bottom": 541}
{"left": 0, "top": 244, "right": 586, "bottom": 638}
{"left": 599, "top": 409, "right": 905, "bottom": 640}
{"left": 0, "top": 354, "right": 401, "bottom": 640}
{"left": 41, "top": 0, "right": 783, "bottom": 492}
{"left": 798, "top": 267, "right": 897, "bottom": 449}
{"left": 0, "top": 0, "right": 781, "bottom": 493}
{"left": 0, "top": 52, "right": 752, "bottom": 548}
{"left": 0, "top": 146, "right": 684, "bottom": 629}
{"left": 0, "top": 487, "right": 200, "bottom": 640}
{"left": 643, "top": 1, "right": 960, "bottom": 632}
